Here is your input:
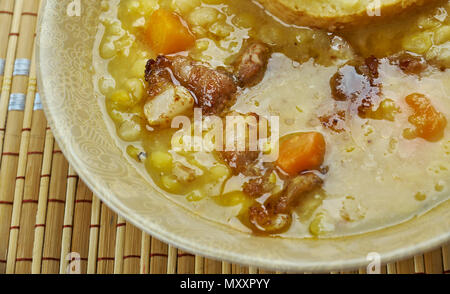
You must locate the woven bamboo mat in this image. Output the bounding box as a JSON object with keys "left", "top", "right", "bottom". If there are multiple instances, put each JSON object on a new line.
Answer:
{"left": 0, "top": 0, "right": 449, "bottom": 274}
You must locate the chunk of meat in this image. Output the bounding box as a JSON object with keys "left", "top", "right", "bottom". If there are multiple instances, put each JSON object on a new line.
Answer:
{"left": 247, "top": 205, "right": 292, "bottom": 234}
{"left": 319, "top": 110, "right": 346, "bottom": 133}
{"left": 235, "top": 42, "right": 271, "bottom": 87}
{"left": 144, "top": 42, "right": 271, "bottom": 115}
{"left": 360, "top": 56, "right": 380, "bottom": 79}
{"left": 143, "top": 84, "right": 195, "bottom": 127}
{"left": 216, "top": 117, "right": 325, "bottom": 234}
{"left": 145, "top": 56, "right": 173, "bottom": 97}
{"left": 330, "top": 56, "right": 382, "bottom": 116}
{"left": 274, "top": 173, "right": 323, "bottom": 213}
{"left": 243, "top": 169, "right": 276, "bottom": 198}
{"left": 219, "top": 150, "right": 261, "bottom": 176}
{"left": 390, "top": 52, "right": 427, "bottom": 75}
{"left": 145, "top": 55, "right": 237, "bottom": 115}
{"left": 217, "top": 110, "right": 279, "bottom": 196}
{"left": 403, "top": 93, "right": 447, "bottom": 142}
{"left": 171, "top": 56, "right": 238, "bottom": 114}
{"left": 218, "top": 112, "right": 266, "bottom": 176}
{"left": 247, "top": 173, "right": 323, "bottom": 234}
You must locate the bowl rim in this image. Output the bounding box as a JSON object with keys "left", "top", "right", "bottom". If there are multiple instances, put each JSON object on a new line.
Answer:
{"left": 36, "top": 0, "right": 450, "bottom": 273}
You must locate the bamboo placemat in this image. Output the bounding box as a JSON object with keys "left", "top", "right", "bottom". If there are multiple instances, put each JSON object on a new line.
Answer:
{"left": 0, "top": 0, "right": 448, "bottom": 274}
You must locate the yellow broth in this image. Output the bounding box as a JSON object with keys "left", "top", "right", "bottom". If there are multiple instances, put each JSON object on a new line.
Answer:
{"left": 95, "top": 0, "right": 450, "bottom": 238}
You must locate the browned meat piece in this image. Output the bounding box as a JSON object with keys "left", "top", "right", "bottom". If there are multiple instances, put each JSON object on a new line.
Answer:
{"left": 360, "top": 56, "right": 380, "bottom": 79}
{"left": 390, "top": 52, "right": 427, "bottom": 75}
{"left": 214, "top": 111, "right": 324, "bottom": 234}
{"left": 247, "top": 173, "right": 323, "bottom": 234}
{"left": 219, "top": 150, "right": 260, "bottom": 176}
{"left": 247, "top": 205, "right": 292, "bottom": 234}
{"left": 216, "top": 111, "right": 323, "bottom": 233}
{"left": 319, "top": 110, "right": 346, "bottom": 133}
{"left": 217, "top": 110, "right": 277, "bottom": 195}
{"left": 145, "top": 55, "right": 174, "bottom": 97}
{"left": 170, "top": 56, "right": 238, "bottom": 114}
{"left": 218, "top": 111, "right": 267, "bottom": 176}
{"left": 235, "top": 42, "right": 271, "bottom": 87}
{"left": 274, "top": 173, "right": 323, "bottom": 213}
{"left": 145, "top": 42, "right": 270, "bottom": 115}
{"left": 145, "top": 55, "right": 237, "bottom": 115}
{"left": 330, "top": 56, "right": 382, "bottom": 116}
{"left": 243, "top": 169, "right": 276, "bottom": 198}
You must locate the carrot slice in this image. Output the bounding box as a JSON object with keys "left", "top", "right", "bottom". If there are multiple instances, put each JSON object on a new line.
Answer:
{"left": 145, "top": 9, "right": 195, "bottom": 55}
{"left": 404, "top": 93, "right": 447, "bottom": 142}
{"left": 276, "top": 132, "right": 326, "bottom": 175}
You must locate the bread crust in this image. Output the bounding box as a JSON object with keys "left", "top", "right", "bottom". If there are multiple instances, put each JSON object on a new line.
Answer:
{"left": 256, "top": 0, "right": 434, "bottom": 31}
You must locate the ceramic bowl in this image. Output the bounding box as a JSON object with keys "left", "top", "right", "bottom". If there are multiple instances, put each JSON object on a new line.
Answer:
{"left": 37, "top": 0, "right": 450, "bottom": 272}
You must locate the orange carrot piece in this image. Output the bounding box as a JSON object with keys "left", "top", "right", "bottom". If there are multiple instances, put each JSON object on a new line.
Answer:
{"left": 404, "top": 93, "right": 447, "bottom": 142}
{"left": 276, "top": 132, "right": 326, "bottom": 175}
{"left": 145, "top": 9, "right": 195, "bottom": 55}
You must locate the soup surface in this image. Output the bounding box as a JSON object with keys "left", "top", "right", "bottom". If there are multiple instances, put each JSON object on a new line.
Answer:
{"left": 94, "top": 0, "right": 450, "bottom": 238}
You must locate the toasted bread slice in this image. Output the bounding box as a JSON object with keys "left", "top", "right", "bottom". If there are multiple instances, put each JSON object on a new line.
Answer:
{"left": 256, "top": 0, "right": 432, "bottom": 30}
